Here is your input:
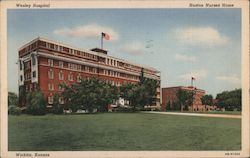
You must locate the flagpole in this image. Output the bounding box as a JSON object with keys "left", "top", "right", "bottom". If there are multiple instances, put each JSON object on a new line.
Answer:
{"left": 101, "top": 32, "right": 103, "bottom": 49}
{"left": 191, "top": 77, "right": 193, "bottom": 87}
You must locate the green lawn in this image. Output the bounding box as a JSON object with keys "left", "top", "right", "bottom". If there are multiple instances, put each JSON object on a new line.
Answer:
{"left": 8, "top": 113, "right": 241, "bottom": 151}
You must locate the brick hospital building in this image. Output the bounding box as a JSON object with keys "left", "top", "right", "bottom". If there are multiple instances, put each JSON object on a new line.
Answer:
{"left": 18, "top": 37, "right": 161, "bottom": 109}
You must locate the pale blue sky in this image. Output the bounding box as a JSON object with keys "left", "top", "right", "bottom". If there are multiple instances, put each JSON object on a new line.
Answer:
{"left": 7, "top": 9, "right": 241, "bottom": 97}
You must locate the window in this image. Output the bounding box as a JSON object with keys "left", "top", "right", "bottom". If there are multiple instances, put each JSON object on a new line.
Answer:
{"left": 31, "top": 54, "right": 36, "bottom": 65}
{"left": 85, "top": 66, "right": 89, "bottom": 71}
{"left": 68, "top": 72, "right": 74, "bottom": 81}
{"left": 77, "top": 65, "right": 81, "bottom": 71}
{"left": 48, "top": 83, "right": 54, "bottom": 91}
{"left": 48, "top": 96, "right": 54, "bottom": 104}
{"left": 51, "top": 44, "right": 55, "bottom": 49}
{"left": 69, "top": 49, "right": 73, "bottom": 54}
{"left": 32, "top": 71, "right": 36, "bottom": 78}
{"left": 59, "top": 61, "right": 64, "bottom": 68}
{"left": 24, "top": 61, "right": 30, "bottom": 70}
{"left": 48, "top": 59, "right": 53, "bottom": 66}
{"left": 58, "top": 71, "right": 64, "bottom": 80}
{"left": 59, "top": 97, "right": 65, "bottom": 104}
{"left": 48, "top": 69, "right": 54, "bottom": 79}
{"left": 58, "top": 84, "right": 64, "bottom": 91}
{"left": 20, "top": 75, "right": 23, "bottom": 81}
{"left": 19, "top": 61, "right": 23, "bottom": 70}
{"left": 55, "top": 45, "right": 58, "bottom": 51}
{"left": 77, "top": 74, "right": 82, "bottom": 83}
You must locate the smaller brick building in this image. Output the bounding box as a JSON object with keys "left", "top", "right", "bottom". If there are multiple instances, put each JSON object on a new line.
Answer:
{"left": 161, "top": 86, "right": 206, "bottom": 111}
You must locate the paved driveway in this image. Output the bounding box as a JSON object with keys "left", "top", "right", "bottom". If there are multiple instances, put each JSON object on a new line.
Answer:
{"left": 141, "top": 111, "right": 242, "bottom": 119}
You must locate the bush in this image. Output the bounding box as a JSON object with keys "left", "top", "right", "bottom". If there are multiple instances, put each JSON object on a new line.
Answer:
{"left": 26, "top": 91, "right": 46, "bottom": 115}
{"left": 8, "top": 105, "right": 21, "bottom": 115}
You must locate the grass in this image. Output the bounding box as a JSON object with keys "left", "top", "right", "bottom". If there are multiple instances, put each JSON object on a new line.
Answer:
{"left": 8, "top": 113, "right": 241, "bottom": 151}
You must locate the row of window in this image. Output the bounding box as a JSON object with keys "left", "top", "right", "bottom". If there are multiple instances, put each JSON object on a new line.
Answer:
{"left": 19, "top": 40, "right": 156, "bottom": 75}
{"left": 20, "top": 71, "right": 37, "bottom": 82}
{"left": 47, "top": 59, "right": 97, "bottom": 73}
{"left": 48, "top": 83, "right": 65, "bottom": 91}
{"left": 48, "top": 69, "right": 83, "bottom": 82}
{"left": 25, "top": 83, "right": 37, "bottom": 92}
{"left": 43, "top": 40, "right": 142, "bottom": 72}
{"left": 48, "top": 68, "right": 139, "bottom": 82}
{"left": 48, "top": 95, "right": 64, "bottom": 104}
{"left": 47, "top": 79, "right": 125, "bottom": 92}
{"left": 44, "top": 41, "right": 98, "bottom": 61}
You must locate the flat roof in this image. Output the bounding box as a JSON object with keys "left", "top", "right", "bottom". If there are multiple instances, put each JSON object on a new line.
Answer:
{"left": 162, "top": 86, "right": 205, "bottom": 92}
{"left": 19, "top": 36, "right": 160, "bottom": 73}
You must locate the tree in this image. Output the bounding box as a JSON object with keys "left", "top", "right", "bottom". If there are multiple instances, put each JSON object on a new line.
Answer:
{"left": 8, "top": 92, "right": 18, "bottom": 106}
{"left": 216, "top": 89, "right": 241, "bottom": 111}
{"left": 120, "top": 78, "right": 159, "bottom": 111}
{"left": 97, "top": 82, "right": 119, "bottom": 112}
{"left": 26, "top": 90, "right": 46, "bottom": 115}
{"left": 61, "top": 77, "right": 119, "bottom": 113}
{"left": 176, "top": 89, "right": 193, "bottom": 112}
{"left": 51, "top": 93, "right": 63, "bottom": 114}
{"left": 201, "top": 94, "right": 213, "bottom": 111}
{"left": 201, "top": 94, "right": 213, "bottom": 106}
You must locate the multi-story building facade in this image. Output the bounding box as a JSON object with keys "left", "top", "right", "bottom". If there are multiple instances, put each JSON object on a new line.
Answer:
{"left": 18, "top": 37, "right": 161, "bottom": 109}
{"left": 161, "top": 86, "right": 206, "bottom": 111}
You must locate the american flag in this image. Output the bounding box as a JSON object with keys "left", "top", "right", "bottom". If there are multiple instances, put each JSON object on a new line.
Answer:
{"left": 102, "top": 32, "right": 110, "bottom": 40}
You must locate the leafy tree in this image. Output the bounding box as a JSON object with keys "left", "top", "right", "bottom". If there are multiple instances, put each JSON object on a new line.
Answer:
{"left": 51, "top": 93, "right": 63, "bottom": 114}
{"left": 201, "top": 94, "right": 213, "bottom": 111}
{"left": 176, "top": 89, "right": 193, "bottom": 111}
{"left": 120, "top": 79, "right": 159, "bottom": 111}
{"left": 26, "top": 90, "right": 46, "bottom": 115}
{"left": 61, "top": 77, "right": 119, "bottom": 113}
{"left": 216, "top": 89, "right": 241, "bottom": 111}
{"left": 97, "top": 82, "right": 119, "bottom": 112}
{"left": 201, "top": 94, "right": 213, "bottom": 106}
{"left": 8, "top": 92, "right": 18, "bottom": 106}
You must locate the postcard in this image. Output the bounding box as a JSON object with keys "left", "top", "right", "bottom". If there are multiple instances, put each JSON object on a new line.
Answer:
{"left": 0, "top": 0, "right": 249, "bottom": 158}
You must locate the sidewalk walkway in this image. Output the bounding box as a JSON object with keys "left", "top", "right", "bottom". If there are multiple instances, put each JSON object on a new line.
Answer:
{"left": 141, "top": 111, "right": 242, "bottom": 119}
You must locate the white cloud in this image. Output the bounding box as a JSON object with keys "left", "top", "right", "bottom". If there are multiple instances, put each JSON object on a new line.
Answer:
{"left": 174, "top": 26, "right": 229, "bottom": 46}
{"left": 120, "top": 42, "right": 145, "bottom": 55}
{"left": 179, "top": 70, "right": 208, "bottom": 80}
{"left": 216, "top": 75, "right": 241, "bottom": 84}
{"left": 175, "top": 54, "right": 196, "bottom": 62}
{"left": 53, "top": 24, "right": 119, "bottom": 41}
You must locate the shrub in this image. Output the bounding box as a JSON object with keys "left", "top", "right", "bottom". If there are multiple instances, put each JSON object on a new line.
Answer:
{"left": 8, "top": 105, "right": 21, "bottom": 115}
{"left": 26, "top": 91, "right": 46, "bottom": 115}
